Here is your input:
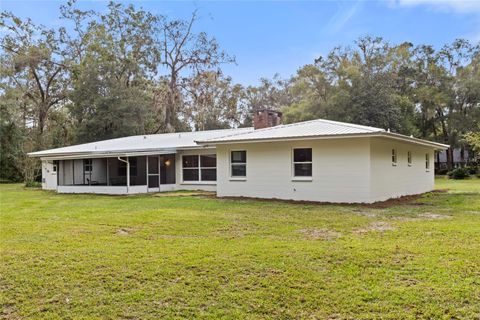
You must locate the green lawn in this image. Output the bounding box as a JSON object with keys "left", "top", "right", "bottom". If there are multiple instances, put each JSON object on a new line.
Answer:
{"left": 1, "top": 179, "right": 479, "bottom": 319}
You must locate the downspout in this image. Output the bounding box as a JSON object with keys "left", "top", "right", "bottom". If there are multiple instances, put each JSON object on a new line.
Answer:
{"left": 118, "top": 157, "right": 130, "bottom": 193}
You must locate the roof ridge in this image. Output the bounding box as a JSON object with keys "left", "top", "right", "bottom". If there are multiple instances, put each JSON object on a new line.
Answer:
{"left": 141, "top": 126, "right": 252, "bottom": 138}
{"left": 199, "top": 118, "right": 382, "bottom": 143}
{"left": 312, "top": 118, "right": 384, "bottom": 132}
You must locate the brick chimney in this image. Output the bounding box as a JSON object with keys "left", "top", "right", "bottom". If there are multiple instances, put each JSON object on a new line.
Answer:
{"left": 253, "top": 109, "right": 283, "bottom": 130}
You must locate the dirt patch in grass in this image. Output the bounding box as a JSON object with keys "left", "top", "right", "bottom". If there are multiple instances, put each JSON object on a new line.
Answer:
{"left": 354, "top": 221, "right": 395, "bottom": 234}
{"left": 352, "top": 209, "right": 377, "bottom": 217}
{"left": 391, "top": 212, "right": 452, "bottom": 221}
{"left": 418, "top": 213, "right": 452, "bottom": 220}
{"left": 116, "top": 227, "right": 135, "bottom": 235}
{"left": 299, "top": 228, "right": 342, "bottom": 240}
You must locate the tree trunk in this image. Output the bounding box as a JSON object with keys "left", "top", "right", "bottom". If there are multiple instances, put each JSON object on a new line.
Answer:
{"left": 446, "top": 147, "right": 454, "bottom": 171}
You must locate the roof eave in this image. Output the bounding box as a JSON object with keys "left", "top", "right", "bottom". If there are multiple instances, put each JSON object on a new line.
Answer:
{"left": 30, "top": 145, "right": 215, "bottom": 160}
{"left": 196, "top": 132, "right": 381, "bottom": 145}
{"left": 197, "top": 132, "right": 450, "bottom": 150}
{"left": 380, "top": 132, "right": 449, "bottom": 150}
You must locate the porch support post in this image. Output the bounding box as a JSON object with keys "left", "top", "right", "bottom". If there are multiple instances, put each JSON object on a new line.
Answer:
{"left": 106, "top": 158, "right": 109, "bottom": 186}
{"left": 72, "top": 160, "right": 75, "bottom": 185}
{"left": 127, "top": 156, "right": 130, "bottom": 193}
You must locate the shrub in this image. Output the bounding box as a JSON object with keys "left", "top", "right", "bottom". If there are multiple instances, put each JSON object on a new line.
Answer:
{"left": 465, "top": 166, "right": 478, "bottom": 175}
{"left": 25, "top": 181, "right": 41, "bottom": 188}
{"left": 447, "top": 167, "right": 470, "bottom": 180}
{"left": 436, "top": 168, "right": 449, "bottom": 175}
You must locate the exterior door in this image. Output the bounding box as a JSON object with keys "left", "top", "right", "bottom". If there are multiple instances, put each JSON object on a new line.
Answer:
{"left": 147, "top": 156, "right": 159, "bottom": 192}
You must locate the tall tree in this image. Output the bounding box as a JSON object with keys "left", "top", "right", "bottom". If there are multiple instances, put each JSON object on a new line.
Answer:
{"left": 62, "top": 1, "right": 160, "bottom": 142}
{"left": 184, "top": 71, "right": 245, "bottom": 130}
{"left": 0, "top": 12, "right": 69, "bottom": 148}
{"left": 158, "top": 10, "right": 235, "bottom": 132}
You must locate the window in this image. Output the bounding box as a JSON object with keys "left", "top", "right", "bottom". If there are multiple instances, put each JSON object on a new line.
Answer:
{"left": 84, "top": 159, "right": 92, "bottom": 173}
{"left": 182, "top": 155, "right": 199, "bottom": 181}
{"left": 182, "top": 154, "right": 217, "bottom": 182}
{"left": 52, "top": 162, "right": 57, "bottom": 173}
{"left": 425, "top": 153, "right": 430, "bottom": 171}
{"left": 407, "top": 151, "right": 412, "bottom": 166}
{"left": 392, "top": 149, "right": 397, "bottom": 166}
{"left": 231, "top": 151, "right": 246, "bottom": 177}
{"left": 293, "top": 148, "right": 312, "bottom": 177}
{"left": 118, "top": 157, "right": 137, "bottom": 176}
{"left": 200, "top": 154, "right": 217, "bottom": 181}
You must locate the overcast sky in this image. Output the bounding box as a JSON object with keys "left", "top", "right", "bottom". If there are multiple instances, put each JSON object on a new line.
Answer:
{"left": 2, "top": 0, "right": 479, "bottom": 86}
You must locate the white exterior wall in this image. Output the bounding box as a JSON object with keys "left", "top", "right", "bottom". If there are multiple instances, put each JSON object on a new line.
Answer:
{"left": 41, "top": 160, "right": 57, "bottom": 190}
{"left": 369, "top": 137, "right": 435, "bottom": 202}
{"left": 215, "top": 138, "right": 372, "bottom": 203}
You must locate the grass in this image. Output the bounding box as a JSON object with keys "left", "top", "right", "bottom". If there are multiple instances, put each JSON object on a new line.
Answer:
{"left": 1, "top": 179, "right": 479, "bottom": 319}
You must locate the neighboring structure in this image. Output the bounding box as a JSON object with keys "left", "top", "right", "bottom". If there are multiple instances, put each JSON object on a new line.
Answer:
{"left": 435, "top": 148, "right": 473, "bottom": 171}
{"left": 29, "top": 110, "right": 449, "bottom": 203}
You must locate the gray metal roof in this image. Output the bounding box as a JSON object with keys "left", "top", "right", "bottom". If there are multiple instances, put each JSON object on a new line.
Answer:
{"left": 196, "top": 119, "right": 449, "bottom": 149}
{"left": 198, "top": 119, "right": 384, "bottom": 142}
{"left": 30, "top": 118, "right": 449, "bottom": 159}
{"left": 29, "top": 127, "right": 253, "bottom": 158}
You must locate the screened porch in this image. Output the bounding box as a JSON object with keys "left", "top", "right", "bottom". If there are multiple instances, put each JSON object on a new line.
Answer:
{"left": 56, "top": 154, "right": 176, "bottom": 194}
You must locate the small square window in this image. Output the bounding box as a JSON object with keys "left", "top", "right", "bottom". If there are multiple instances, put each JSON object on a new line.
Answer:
{"left": 231, "top": 151, "right": 246, "bottom": 177}
{"left": 293, "top": 148, "right": 312, "bottom": 177}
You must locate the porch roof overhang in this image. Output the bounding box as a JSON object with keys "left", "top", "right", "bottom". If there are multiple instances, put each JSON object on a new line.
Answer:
{"left": 37, "top": 146, "right": 214, "bottom": 161}
{"left": 29, "top": 127, "right": 253, "bottom": 160}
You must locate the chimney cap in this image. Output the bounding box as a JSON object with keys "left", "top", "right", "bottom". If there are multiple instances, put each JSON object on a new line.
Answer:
{"left": 255, "top": 108, "right": 283, "bottom": 115}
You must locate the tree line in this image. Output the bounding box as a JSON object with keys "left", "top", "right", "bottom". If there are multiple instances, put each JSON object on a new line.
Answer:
{"left": 1, "top": 1, "right": 479, "bottom": 183}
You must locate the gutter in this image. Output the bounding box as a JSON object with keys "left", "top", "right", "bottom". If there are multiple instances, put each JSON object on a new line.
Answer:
{"left": 117, "top": 157, "right": 129, "bottom": 193}
{"left": 29, "top": 145, "right": 216, "bottom": 160}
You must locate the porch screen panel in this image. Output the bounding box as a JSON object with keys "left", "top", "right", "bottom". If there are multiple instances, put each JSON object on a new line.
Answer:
{"left": 160, "top": 154, "right": 176, "bottom": 184}
{"left": 131, "top": 156, "right": 146, "bottom": 186}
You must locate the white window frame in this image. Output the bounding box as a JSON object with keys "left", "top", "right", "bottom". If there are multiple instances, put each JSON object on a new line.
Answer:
{"left": 292, "top": 148, "right": 313, "bottom": 181}
{"left": 425, "top": 153, "right": 430, "bottom": 172}
{"left": 407, "top": 151, "right": 412, "bottom": 166}
{"left": 392, "top": 148, "right": 397, "bottom": 166}
{"left": 181, "top": 154, "right": 217, "bottom": 183}
{"left": 230, "top": 150, "right": 247, "bottom": 180}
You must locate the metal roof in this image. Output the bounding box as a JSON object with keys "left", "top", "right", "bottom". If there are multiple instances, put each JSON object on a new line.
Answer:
{"left": 29, "top": 127, "right": 253, "bottom": 158}
{"left": 30, "top": 118, "right": 449, "bottom": 159}
{"left": 198, "top": 119, "right": 384, "bottom": 142}
{"left": 196, "top": 119, "right": 449, "bottom": 149}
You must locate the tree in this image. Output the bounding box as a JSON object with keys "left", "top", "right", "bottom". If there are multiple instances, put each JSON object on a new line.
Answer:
{"left": 241, "top": 75, "right": 294, "bottom": 126}
{"left": 0, "top": 12, "right": 69, "bottom": 148}
{"left": 184, "top": 71, "right": 245, "bottom": 130}
{"left": 69, "top": 61, "right": 150, "bottom": 142}
{"left": 464, "top": 131, "right": 480, "bottom": 161}
{"left": 158, "top": 10, "right": 235, "bottom": 132}
{"left": 62, "top": 1, "right": 159, "bottom": 142}
{"left": 0, "top": 87, "right": 25, "bottom": 182}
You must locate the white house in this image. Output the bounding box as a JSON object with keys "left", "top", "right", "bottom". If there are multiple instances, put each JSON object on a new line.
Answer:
{"left": 29, "top": 110, "right": 449, "bottom": 203}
